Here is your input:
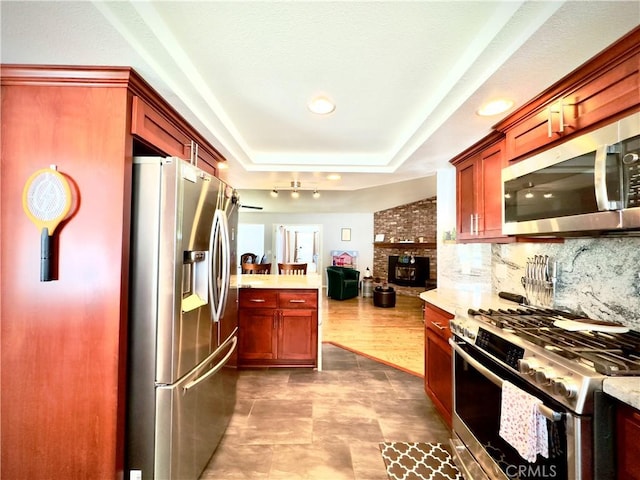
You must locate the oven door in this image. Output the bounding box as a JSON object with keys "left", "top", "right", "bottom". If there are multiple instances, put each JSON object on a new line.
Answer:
{"left": 450, "top": 339, "right": 591, "bottom": 480}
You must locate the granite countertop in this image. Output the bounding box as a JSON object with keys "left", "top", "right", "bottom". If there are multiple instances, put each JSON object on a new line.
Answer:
{"left": 235, "top": 273, "right": 322, "bottom": 290}
{"left": 603, "top": 378, "right": 640, "bottom": 410}
{"left": 419, "top": 287, "right": 522, "bottom": 317}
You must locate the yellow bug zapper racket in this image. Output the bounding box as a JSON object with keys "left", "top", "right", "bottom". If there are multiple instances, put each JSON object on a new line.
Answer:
{"left": 22, "top": 166, "right": 72, "bottom": 281}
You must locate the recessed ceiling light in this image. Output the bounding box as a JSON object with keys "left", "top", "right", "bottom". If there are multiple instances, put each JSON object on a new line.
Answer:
{"left": 477, "top": 99, "right": 514, "bottom": 116}
{"left": 217, "top": 161, "right": 228, "bottom": 170}
{"left": 308, "top": 96, "right": 335, "bottom": 115}
{"left": 327, "top": 174, "right": 341, "bottom": 181}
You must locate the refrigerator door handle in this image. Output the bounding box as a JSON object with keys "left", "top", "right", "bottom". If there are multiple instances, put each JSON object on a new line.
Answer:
{"left": 182, "top": 336, "right": 237, "bottom": 392}
{"left": 209, "top": 209, "right": 230, "bottom": 324}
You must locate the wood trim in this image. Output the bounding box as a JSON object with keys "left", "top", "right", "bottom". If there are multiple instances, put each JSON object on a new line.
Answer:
{"left": 449, "top": 131, "right": 504, "bottom": 167}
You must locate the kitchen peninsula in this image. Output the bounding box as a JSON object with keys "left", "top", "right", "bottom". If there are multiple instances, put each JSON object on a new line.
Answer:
{"left": 236, "top": 273, "right": 323, "bottom": 370}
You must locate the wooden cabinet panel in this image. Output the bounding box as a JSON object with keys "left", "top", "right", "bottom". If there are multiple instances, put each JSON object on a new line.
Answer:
{"left": 1, "top": 65, "right": 230, "bottom": 480}
{"left": 452, "top": 135, "right": 509, "bottom": 243}
{"left": 479, "top": 143, "right": 505, "bottom": 238}
{"left": 278, "top": 291, "right": 318, "bottom": 309}
{"left": 424, "top": 303, "right": 454, "bottom": 427}
{"left": 616, "top": 403, "right": 640, "bottom": 480}
{"left": 239, "top": 289, "right": 278, "bottom": 309}
{"left": 131, "top": 96, "right": 190, "bottom": 158}
{"left": 238, "top": 308, "right": 277, "bottom": 361}
{"left": 1, "top": 67, "right": 134, "bottom": 480}
{"left": 278, "top": 309, "right": 318, "bottom": 361}
{"left": 570, "top": 52, "right": 639, "bottom": 131}
{"left": 238, "top": 289, "right": 318, "bottom": 367}
{"left": 500, "top": 27, "right": 640, "bottom": 163}
{"left": 456, "top": 156, "right": 477, "bottom": 241}
{"left": 426, "top": 332, "right": 452, "bottom": 427}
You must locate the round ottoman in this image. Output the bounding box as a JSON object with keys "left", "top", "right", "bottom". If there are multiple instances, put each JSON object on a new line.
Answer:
{"left": 373, "top": 286, "right": 396, "bottom": 308}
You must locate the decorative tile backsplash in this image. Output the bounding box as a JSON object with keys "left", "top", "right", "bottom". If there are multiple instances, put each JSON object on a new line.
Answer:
{"left": 439, "top": 237, "right": 640, "bottom": 330}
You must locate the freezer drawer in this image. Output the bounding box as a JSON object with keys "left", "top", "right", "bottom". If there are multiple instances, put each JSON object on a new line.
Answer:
{"left": 154, "top": 337, "right": 237, "bottom": 479}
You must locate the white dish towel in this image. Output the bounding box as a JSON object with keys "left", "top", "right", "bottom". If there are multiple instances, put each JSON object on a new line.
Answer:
{"left": 499, "top": 380, "right": 549, "bottom": 462}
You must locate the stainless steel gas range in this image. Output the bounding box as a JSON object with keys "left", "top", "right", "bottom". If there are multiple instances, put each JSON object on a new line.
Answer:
{"left": 449, "top": 306, "right": 640, "bottom": 480}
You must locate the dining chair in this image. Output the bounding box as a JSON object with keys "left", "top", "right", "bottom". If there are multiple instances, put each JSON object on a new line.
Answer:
{"left": 240, "top": 252, "right": 259, "bottom": 264}
{"left": 278, "top": 263, "right": 307, "bottom": 275}
{"left": 242, "top": 263, "right": 271, "bottom": 274}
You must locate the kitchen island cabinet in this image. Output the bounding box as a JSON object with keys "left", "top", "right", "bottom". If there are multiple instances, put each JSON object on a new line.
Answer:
{"left": 423, "top": 302, "right": 454, "bottom": 427}
{"left": 238, "top": 288, "right": 318, "bottom": 367}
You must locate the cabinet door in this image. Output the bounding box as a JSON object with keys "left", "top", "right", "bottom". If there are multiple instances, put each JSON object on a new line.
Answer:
{"left": 478, "top": 142, "right": 505, "bottom": 238}
{"left": 238, "top": 308, "right": 277, "bottom": 361}
{"left": 569, "top": 52, "right": 640, "bottom": 132}
{"left": 424, "top": 303, "right": 454, "bottom": 427}
{"left": 278, "top": 309, "right": 318, "bottom": 364}
{"left": 456, "top": 155, "right": 478, "bottom": 240}
{"left": 617, "top": 403, "right": 640, "bottom": 480}
{"left": 504, "top": 108, "right": 558, "bottom": 161}
{"left": 131, "top": 96, "right": 190, "bottom": 158}
{"left": 425, "top": 330, "right": 452, "bottom": 427}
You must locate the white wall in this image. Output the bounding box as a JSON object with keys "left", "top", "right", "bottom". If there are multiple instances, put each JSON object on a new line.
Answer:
{"left": 239, "top": 211, "right": 374, "bottom": 284}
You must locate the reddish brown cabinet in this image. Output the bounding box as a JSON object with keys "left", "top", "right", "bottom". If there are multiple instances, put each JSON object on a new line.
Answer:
{"left": 616, "top": 402, "right": 640, "bottom": 480}
{"left": 451, "top": 133, "right": 508, "bottom": 243}
{"left": 497, "top": 27, "right": 640, "bottom": 163}
{"left": 1, "top": 65, "right": 227, "bottom": 480}
{"left": 238, "top": 289, "right": 318, "bottom": 367}
{"left": 424, "top": 302, "right": 455, "bottom": 427}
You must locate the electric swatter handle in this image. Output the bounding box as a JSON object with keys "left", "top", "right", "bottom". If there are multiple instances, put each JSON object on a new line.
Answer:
{"left": 41, "top": 228, "right": 53, "bottom": 282}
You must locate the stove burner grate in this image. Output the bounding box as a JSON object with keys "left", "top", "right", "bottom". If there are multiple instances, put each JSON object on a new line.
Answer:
{"left": 468, "top": 308, "right": 640, "bottom": 376}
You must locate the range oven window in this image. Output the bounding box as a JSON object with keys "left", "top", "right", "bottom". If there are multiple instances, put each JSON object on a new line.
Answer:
{"left": 454, "top": 343, "right": 568, "bottom": 479}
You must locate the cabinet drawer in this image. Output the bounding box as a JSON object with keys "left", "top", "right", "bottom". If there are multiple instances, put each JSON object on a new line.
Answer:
{"left": 278, "top": 290, "right": 318, "bottom": 309}
{"left": 239, "top": 289, "right": 278, "bottom": 309}
{"left": 425, "top": 303, "right": 454, "bottom": 341}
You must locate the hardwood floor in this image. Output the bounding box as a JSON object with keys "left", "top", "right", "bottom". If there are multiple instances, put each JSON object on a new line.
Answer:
{"left": 321, "top": 292, "right": 425, "bottom": 377}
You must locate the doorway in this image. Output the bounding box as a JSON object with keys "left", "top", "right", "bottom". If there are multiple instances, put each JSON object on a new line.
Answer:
{"left": 274, "top": 224, "right": 321, "bottom": 273}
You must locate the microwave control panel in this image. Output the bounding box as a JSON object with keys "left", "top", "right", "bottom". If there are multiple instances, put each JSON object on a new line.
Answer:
{"left": 622, "top": 135, "right": 640, "bottom": 207}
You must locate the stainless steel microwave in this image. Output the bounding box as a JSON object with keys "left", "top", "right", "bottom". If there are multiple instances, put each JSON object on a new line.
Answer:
{"left": 502, "top": 112, "right": 640, "bottom": 235}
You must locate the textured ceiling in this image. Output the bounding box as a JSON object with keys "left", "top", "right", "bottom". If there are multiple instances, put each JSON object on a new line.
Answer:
{"left": 2, "top": 1, "right": 639, "bottom": 212}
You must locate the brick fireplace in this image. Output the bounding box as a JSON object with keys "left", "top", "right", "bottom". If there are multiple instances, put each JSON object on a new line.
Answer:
{"left": 373, "top": 197, "right": 437, "bottom": 296}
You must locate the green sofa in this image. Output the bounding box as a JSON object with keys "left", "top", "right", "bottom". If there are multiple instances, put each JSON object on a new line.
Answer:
{"left": 326, "top": 266, "right": 360, "bottom": 300}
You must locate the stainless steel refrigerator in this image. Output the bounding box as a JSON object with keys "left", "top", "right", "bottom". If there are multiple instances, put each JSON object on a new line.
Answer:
{"left": 126, "top": 156, "right": 238, "bottom": 479}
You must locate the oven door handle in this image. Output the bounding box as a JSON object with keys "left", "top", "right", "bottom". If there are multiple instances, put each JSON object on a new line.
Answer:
{"left": 450, "top": 340, "right": 564, "bottom": 422}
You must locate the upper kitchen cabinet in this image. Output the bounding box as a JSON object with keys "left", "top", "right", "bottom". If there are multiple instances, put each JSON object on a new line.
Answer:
{"left": 496, "top": 26, "right": 640, "bottom": 163}
{"left": 450, "top": 132, "right": 507, "bottom": 242}
{"left": 0, "top": 65, "right": 226, "bottom": 480}
{"left": 130, "top": 94, "right": 224, "bottom": 175}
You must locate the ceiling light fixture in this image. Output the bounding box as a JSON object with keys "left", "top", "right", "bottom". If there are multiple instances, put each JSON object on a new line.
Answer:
{"left": 270, "top": 188, "right": 278, "bottom": 198}
{"left": 308, "top": 96, "right": 335, "bottom": 115}
{"left": 477, "top": 99, "right": 514, "bottom": 117}
{"left": 327, "top": 174, "right": 341, "bottom": 181}
{"left": 290, "top": 180, "right": 300, "bottom": 198}
{"left": 313, "top": 189, "right": 320, "bottom": 199}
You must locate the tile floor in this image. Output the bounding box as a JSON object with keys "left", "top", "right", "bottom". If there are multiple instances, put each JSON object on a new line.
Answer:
{"left": 200, "top": 343, "right": 451, "bottom": 479}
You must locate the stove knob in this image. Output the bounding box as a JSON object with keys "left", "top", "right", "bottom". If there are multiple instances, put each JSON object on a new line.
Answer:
{"left": 517, "top": 358, "right": 537, "bottom": 375}
{"left": 463, "top": 328, "right": 476, "bottom": 340}
{"left": 552, "top": 378, "right": 577, "bottom": 399}
{"left": 534, "top": 368, "right": 553, "bottom": 386}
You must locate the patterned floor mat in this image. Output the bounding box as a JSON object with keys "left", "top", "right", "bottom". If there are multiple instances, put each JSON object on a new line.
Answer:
{"left": 380, "top": 442, "right": 462, "bottom": 480}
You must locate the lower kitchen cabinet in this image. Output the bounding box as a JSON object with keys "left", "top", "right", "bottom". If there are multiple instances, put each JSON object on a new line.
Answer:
{"left": 616, "top": 402, "right": 640, "bottom": 480}
{"left": 238, "top": 288, "right": 318, "bottom": 367}
{"left": 424, "top": 302, "right": 454, "bottom": 427}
